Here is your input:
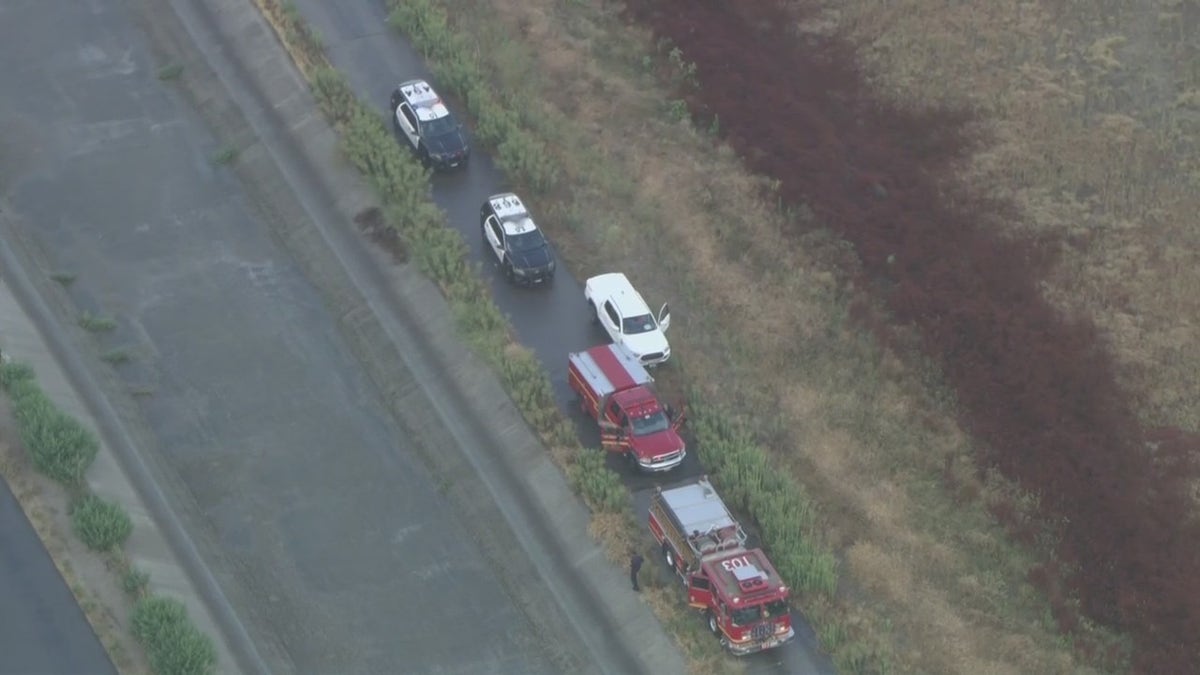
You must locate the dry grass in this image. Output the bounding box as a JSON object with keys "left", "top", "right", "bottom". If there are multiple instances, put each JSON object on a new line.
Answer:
{"left": 425, "top": 0, "right": 1137, "bottom": 672}
{"left": 826, "top": 0, "right": 1200, "bottom": 433}
{"left": 0, "top": 400, "right": 149, "bottom": 674}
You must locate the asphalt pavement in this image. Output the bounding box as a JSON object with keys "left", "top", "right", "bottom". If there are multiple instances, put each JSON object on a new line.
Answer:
{"left": 288, "top": 0, "right": 834, "bottom": 672}
{"left": 0, "top": 476, "right": 117, "bottom": 675}
{"left": 0, "top": 0, "right": 571, "bottom": 673}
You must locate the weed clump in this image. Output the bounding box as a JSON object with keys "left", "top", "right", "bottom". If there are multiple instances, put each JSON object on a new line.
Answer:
{"left": 72, "top": 494, "right": 134, "bottom": 552}
{"left": 131, "top": 596, "right": 217, "bottom": 675}
{"left": 3, "top": 372, "right": 98, "bottom": 486}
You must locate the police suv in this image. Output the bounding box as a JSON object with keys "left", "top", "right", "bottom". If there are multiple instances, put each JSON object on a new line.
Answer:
{"left": 479, "top": 193, "right": 556, "bottom": 285}
{"left": 389, "top": 79, "right": 470, "bottom": 170}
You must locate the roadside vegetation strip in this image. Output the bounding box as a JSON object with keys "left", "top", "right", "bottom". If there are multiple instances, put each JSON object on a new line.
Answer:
{"left": 252, "top": 1, "right": 735, "bottom": 672}
{"left": 381, "top": 0, "right": 887, "bottom": 672}
{"left": 0, "top": 359, "right": 217, "bottom": 675}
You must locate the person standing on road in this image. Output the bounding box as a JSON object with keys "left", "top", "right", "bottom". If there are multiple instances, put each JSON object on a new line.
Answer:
{"left": 630, "top": 550, "right": 644, "bottom": 592}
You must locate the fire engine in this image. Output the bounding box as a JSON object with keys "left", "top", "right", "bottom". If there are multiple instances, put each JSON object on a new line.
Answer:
{"left": 649, "top": 477, "right": 796, "bottom": 654}
{"left": 567, "top": 344, "right": 686, "bottom": 472}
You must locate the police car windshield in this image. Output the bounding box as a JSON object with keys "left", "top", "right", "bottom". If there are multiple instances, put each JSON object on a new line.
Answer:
{"left": 506, "top": 229, "right": 546, "bottom": 252}
{"left": 622, "top": 314, "right": 657, "bottom": 334}
{"left": 630, "top": 411, "right": 670, "bottom": 437}
{"left": 421, "top": 114, "right": 458, "bottom": 137}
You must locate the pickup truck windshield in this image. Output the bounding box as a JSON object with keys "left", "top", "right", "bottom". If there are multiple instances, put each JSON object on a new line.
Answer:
{"left": 630, "top": 410, "right": 670, "bottom": 437}
{"left": 621, "top": 313, "right": 657, "bottom": 334}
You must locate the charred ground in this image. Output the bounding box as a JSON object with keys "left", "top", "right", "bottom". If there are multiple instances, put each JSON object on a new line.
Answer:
{"left": 620, "top": 0, "right": 1200, "bottom": 671}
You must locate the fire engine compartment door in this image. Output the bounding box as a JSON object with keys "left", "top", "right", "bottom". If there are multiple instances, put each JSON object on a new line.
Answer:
{"left": 687, "top": 573, "right": 712, "bottom": 609}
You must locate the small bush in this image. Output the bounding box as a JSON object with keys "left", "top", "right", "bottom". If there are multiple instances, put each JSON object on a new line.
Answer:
{"left": 570, "top": 450, "right": 627, "bottom": 512}
{"left": 156, "top": 63, "right": 184, "bottom": 81}
{"left": 123, "top": 566, "right": 151, "bottom": 597}
{"left": 72, "top": 495, "right": 134, "bottom": 551}
{"left": 78, "top": 312, "right": 117, "bottom": 333}
{"left": 211, "top": 145, "right": 239, "bottom": 165}
{"left": 9, "top": 381, "right": 99, "bottom": 485}
{"left": 132, "top": 595, "right": 217, "bottom": 675}
{"left": 101, "top": 348, "right": 132, "bottom": 365}
{"left": 0, "top": 360, "right": 36, "bottom": 390}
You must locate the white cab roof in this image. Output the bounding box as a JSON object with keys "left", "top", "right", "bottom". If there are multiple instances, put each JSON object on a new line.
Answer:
{"left": 587, "top": 273, "right": 652, "bottom": 318}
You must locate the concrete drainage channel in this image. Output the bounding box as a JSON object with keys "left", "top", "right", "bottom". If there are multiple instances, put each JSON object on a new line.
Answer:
{"left": 0, "top": 0, "right": 685, "bottom": 673}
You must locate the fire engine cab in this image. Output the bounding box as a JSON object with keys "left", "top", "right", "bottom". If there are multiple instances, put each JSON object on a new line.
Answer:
{"left": 649, "top": 477, "right": 796, "bottom": 655}
{"left": 567, "top": 344, "right": 686, "bottom": 472}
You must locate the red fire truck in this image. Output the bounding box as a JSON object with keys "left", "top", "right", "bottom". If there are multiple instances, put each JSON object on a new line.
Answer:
{"left": 567, "top": 344, "right": 686, "bottom": 472}
{"left": 649, "top": 477, "right": 796, "bottom": 654}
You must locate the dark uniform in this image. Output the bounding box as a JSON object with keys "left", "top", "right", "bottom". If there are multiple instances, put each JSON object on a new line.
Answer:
{"left": 630, "top": 551, "right": 645, "bottom": 591}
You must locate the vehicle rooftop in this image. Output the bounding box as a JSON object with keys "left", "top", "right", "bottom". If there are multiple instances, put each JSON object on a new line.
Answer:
{"left": 704, "top": 548, "right": 786, "bottom": 602}
{"left": 659, "top": 478, "right": 740, "bottom": 539}
{"left": 588, "top": 272, "right": 652, "bottom": 317}
{"left": 398, "top": 79, "right": 451, "bottom": 121}
{"left": 569, "top": 344, "right": 653, "bottom": 398}
{"left": 487, "top": 194, "right": 539, "bottom": 235}
{"left": 488, "top": 193, "right": 528, "bottom": 220}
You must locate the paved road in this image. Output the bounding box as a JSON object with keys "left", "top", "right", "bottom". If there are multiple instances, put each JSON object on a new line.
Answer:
{"left": 289, "top": 1, "right": 834, "bottom": 672}
{"left": 0, "top": 475, "right": 117, "bottom": 675}
{"left": 0, "top": 1, "right": 573, "bottom": 673}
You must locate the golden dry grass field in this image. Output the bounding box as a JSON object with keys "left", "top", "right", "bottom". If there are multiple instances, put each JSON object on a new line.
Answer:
{"left": 826, "top": 0, "right": 1200, "bottom": 434}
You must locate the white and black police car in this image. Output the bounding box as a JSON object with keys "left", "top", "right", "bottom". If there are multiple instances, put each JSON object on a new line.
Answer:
{"left": 389, "top": 79, "right": 469, "bottom": 170}
{"left": 480, "top": 193, "right": 557, "bottom": 286}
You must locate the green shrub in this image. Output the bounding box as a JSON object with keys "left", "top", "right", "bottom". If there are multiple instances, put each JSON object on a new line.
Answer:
{"left": 8, "top": 380, "right": 99, "bottom": 485}
{"left": 78, "top": 312, "right": 117, "bottom": 333}
{"left": 71, "top": 494, "right": 134, "bottom": 551}
{"left": 156, "top": 63, "right": 185, "bottom": 81}
{"left": 570, "top": 449, "right": 626, "bottom": 512}
{"left": 132, "top": 595, "right": 217, "bottom": 675}
{"left": 0, "top": 360, "right": 36, "bottom": 390}
{"left": 123, "top": 566, "right": 151, "bottom": 597}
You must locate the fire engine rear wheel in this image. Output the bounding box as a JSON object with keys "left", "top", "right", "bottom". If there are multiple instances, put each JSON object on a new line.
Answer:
{"left": 707, "top": 611, "right": 719, "bottom": 634}
{"left": 662, "top": 543, "right": 675, "bottom": 569}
